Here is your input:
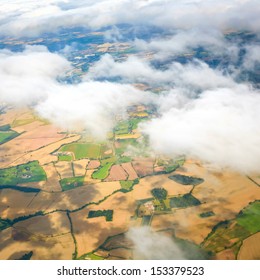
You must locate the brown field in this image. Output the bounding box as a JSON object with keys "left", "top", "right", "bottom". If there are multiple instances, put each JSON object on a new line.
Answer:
{"left": 0, "top": 123, "right": 65, "bottom": 156}
{"left": 105, "top": 164, "right": 128, "bottom": 181}
{"left": 0, "top": 134, "right": 81, "bottom": 168}
{"left": 238, "top": 232, "right": 260, "bottom": 260}
{"left": 0, "top": 189, "right": 37, "bottom": 219}
{"left": 47, "top": 181, "right": 121, "bottom": 212}
{"left": 0, "top": 107, "right": 30, "bottom": 126}
{"left": 73, "top": 159, "right": 89, "bottom": 177}
{"left": 121, "top": 162, "right": 138, "bottom": 180}
{"left": 0, "top": 212, "right": 74, "bottom": 259}
{"left": 151, "top": 205, "right": 222, "bottom": 244}
{"left": 71, "top": 191, "right": 136, "bottom": 256}
{"left": 87, "top": 160, "right": 100, "bottom": 169}
{"left": 216, "top": 249, "right": 236, "bottom": 260}
{"left": 54, "top": 161, "right": 73, "bottom": 178}
{"left": 132, "top": 158, "right": 155, "bottom": 177}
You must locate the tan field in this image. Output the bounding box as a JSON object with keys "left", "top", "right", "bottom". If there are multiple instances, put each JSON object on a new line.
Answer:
{"left": 46, "top": 181, "right": 122, "bottom": 212}
{"left": 0, "top": 134, "right": 81, "bottom": 168}
{"left": 0, "top": 189, "right": 37, "bottom": 219}
{"left": 121, "top": 162, "right": 138, "bottom": 180}
{"left": 0, "top": 212, "right": 74, "bottom": 260}
{"left": 0, "top": 123, "right": 65, "bottom": 157}
{"left": 54, "top": 161, "right": 73, "bottom": 178}
{"left": 105, "top": 164, "right": 128, "bottom": 181}
{"left": 151, "top": 205, "right": 223, "bottom": 244}
{"left": 73, "top": 159, "right": 89, "bottom": 176}
{"left": 137, "top": 173, "right": 193, "bottom": 197}
{"left": 71, "top": 191, "right": 136, "bottom": 256}
{"left": 238, "top": 232, "right": 260, "bottom": 260}
{"left": 216, "top": 249, "right": 236, "bottom": 260}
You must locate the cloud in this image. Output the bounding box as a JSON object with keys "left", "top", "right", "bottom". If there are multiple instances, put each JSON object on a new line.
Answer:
{"left": 0, "top": 45, "right": 71, "bottom": 104}
{"left": 88, "top": 54, "right": 235, "bottom": 90}
{"left": 126, "top": 227, "right": 185, "bottom": 260}
{"left": 0, "top": 46, "right": 148, "bottom": 138}
{"left": 0, "top": 0, "right": 260, "bottom": 37}
{"left": 141, "top": 85, "right": 260, "bottom": 173}
{"left": 35, "top": 81, "right": 148, "bottom": 138}
{"left": 243, "top": 45, "right": 260, "bottom": 70}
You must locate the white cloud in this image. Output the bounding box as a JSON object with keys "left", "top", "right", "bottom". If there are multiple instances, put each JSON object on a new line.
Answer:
{"left": 126, "top": 227, "right": 185, "bottom": 260}
{"left": 88, "top": 54, "right": 235, "bottom": 90}
{"left": 141, "top": 85, "right": 260, "bottom": 173}
{"left": 0, "top": 46, "right": 148, "bottom": 138}
{"left": 0, "top": 0, "right": 259, "bottom": 36}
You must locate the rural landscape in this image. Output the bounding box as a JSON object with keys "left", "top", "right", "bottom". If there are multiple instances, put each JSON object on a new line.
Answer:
{"left": 0, "top": 0, "right": 260, "bottom": 260}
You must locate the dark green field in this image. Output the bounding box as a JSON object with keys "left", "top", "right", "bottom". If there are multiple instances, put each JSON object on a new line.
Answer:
{"left": 88, "top": 210, "right": 113, "bottom": 221}
{"left": 169, "top": 174, "right": 204, "bottom": 185}
{"left": 170, "top": 193, "right": 201, "bottom": 208}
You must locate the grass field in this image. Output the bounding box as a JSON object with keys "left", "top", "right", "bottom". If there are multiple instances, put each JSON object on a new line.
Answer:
{"left": 60, "top": 143, "right": 102, "bottom": 160}
{"left": 58, "top": 154, "right": 73, "bottom": 161}
{"left": 0, "top": 161, "right": 47, "bottom": 185}
{"left": 237, "top": 201, "right": 260, "bottom": 232}
{"left": 170, "top": 193, "right": 201, "bottom": 208}
{"left": 92, "top": 162, "right": 113, "bottom": 180}
{"left": 59, "top": 176, "right": 85, "bottom": 191}
{"left": 0, "top": 130, "right": 19, "bottom": 145}
{"left": 120, "top": 179, "right": 139, "bottom": 192}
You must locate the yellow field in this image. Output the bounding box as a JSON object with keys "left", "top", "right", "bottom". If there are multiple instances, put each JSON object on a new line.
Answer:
{"left": 238, "top": 232, "right": 260, "bottom": 260}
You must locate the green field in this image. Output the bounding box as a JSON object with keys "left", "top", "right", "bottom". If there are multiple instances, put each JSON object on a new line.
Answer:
{"left": 0, "top": 161, "right": 47, "bottom": 185}
{"left": 120, "top": 179, "right": 139, "bottom": 192}
{"left": 170, "top": 193, "right": 201, "bottom": 208}
{"left": 0, "top": 130, "right": 19, "bottom": 145}
{"left": 60, "top": 143, "right": 102, "bottom": 160}
{"left": 202, "top": 201, "right": 260, "bottom": 254}
{"left": 59, "top": 176, "right": 85, "bottom": 191}
{"left": 237, "top": 201, "right": 260, "bottom": 232}
{"left": 92, "top": 162, "right": 113, "bottom": 180}
{"left": 58, "top": 154, "right": 73, "bottom": 161}
{"left": 88, "top": 210, "right": 113, "bottom": 221}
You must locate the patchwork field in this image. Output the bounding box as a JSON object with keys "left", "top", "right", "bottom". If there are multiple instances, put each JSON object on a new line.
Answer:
{"left": 0, "top": 107, "right": 259, "bottom": 260}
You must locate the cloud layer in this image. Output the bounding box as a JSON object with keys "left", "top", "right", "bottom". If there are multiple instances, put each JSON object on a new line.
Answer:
{"left": 0, "top": 0, "right": 260, "bottom": 36}
{"left": 0, "top": 46, "right": 148, "bottom": 138}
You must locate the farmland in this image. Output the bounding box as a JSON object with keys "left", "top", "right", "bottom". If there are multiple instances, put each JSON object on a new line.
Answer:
{"left": 0, "top": 106, "right": 260, "bottom": 260}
